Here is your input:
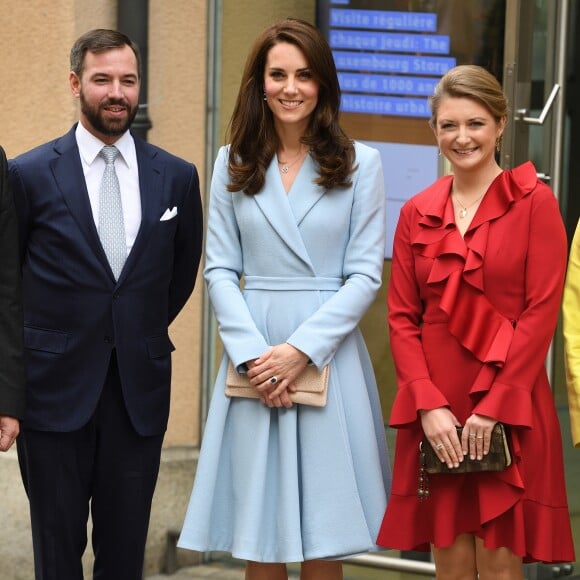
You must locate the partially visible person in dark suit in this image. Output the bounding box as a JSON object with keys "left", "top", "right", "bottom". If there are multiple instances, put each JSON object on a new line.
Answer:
{"left": 0, "top": 144, "right": 24, "bottom": 453}
{"left": 9, "top": 29, "right": 203, "bottom": 579}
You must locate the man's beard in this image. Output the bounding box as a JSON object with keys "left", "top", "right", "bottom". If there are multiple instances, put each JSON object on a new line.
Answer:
{"left": 80, "top": 93, "right": 139, "bottom": 137}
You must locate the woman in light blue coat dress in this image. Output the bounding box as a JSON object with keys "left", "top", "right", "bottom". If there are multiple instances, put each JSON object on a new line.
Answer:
{"left": 178, "top": 19, "right": 391, "bottom": 580}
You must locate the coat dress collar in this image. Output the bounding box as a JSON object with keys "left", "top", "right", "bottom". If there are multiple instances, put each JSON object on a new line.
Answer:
{"left": 251, "top": 153, "right": 326, "bottom": 272}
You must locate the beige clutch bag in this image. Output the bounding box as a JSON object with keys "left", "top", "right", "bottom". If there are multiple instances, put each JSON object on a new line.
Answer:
{"left": 225, "top": 362, "right": 329, "bottom": 407}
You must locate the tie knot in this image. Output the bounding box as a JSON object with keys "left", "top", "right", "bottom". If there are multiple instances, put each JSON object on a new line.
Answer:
{"left": 100, "top": 145, "right": 119, "bottom": 165}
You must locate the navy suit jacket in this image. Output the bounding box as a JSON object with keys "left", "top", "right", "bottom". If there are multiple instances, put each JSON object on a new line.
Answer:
{"left": 0, "top": 145, "right": 25, "bottom": 419}
{"left": 9, "top": 126, "right": 203, "bottom": 436}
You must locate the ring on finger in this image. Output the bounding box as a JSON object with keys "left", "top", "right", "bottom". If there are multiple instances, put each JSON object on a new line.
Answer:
{"left": 435, "top": 443, "right": 444, "bottom": 450}
{"left": 469, "top": 433, "right": 476, "bottom": 439}
{"left": 476, "top": 436, "right": 484, "bottom": 439}
{"left": 269, "top": 376, "right": 278, "bottom": 385}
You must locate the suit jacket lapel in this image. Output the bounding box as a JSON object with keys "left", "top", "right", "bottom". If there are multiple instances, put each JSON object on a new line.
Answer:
{"left": 51, "top": 129, "right": 112, "bottom": 276}
{"left": 117, "top": 138, "right": 162, "bottom": 284}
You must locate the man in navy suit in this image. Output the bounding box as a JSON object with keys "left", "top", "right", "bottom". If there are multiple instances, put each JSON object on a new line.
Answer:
{"left": 9, "top": 29, "right": 203, "bottom": 579}
{"left": 0, "top": 145, "right": 24, "bottom": 453}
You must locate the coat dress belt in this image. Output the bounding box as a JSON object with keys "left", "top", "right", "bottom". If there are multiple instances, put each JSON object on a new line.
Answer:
{"left": 243, "top": 275, "right": 343, "bottom": 291}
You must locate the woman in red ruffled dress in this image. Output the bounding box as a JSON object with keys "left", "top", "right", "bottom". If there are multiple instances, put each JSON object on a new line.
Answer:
{"left": 377, "top": 65, "right": 575, "bottom": 578}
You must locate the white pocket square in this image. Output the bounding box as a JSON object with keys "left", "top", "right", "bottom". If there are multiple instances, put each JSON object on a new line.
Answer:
{"left": 160, "top": 206, "right": 178, "bottom": 221}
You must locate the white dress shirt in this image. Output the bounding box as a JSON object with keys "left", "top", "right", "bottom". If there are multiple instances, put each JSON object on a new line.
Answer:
{"left": 75, "top": 122, "right": 142, "bottom": 254}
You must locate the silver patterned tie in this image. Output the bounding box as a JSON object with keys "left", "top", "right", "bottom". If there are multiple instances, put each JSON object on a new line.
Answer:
{"left": 98, "top": 145, "right": 127, "bottom": 280}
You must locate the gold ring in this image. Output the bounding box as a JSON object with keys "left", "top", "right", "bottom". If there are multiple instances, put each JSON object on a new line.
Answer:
{"left": 476, "top": 436, "right": 484, "bottom": 439}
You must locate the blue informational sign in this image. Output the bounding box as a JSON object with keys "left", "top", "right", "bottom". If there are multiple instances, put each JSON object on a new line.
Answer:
{"left": 333, "top": 52, "right": 455, "bottom": 76}
{"left": 337, "top": 73, "right": 437, "bottom": 96}
{"left": 324, "top": 6, "right": 456, "bottom": 119}
{"left": 320, "top": 2, "right": 449, "bottom": 256}
{"left": 330, "top": 9, "right": 437, "bottom": 32}
{"left": 329, "top": 30, "right": 450, "bottom": 53}
{"left": 341, "top": 94, "right": 431, "bottom": 117}
{"left": 319, "top": 0, "right": 505, "bottom": 120}
{"left": 317, "top": 0, "right": 505, "bottom": 257}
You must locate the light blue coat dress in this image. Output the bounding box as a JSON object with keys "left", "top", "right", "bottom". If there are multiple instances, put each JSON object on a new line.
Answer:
{"left": 178, "top": 142, "right": 391, "bottom": 563}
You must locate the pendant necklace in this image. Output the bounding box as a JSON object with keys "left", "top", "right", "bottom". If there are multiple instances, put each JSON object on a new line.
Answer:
{"left": 277, "top": 149, "right": 307, "bottom": 174}
{"left": 454, "top": 193, "right": 484, "bottom": 219}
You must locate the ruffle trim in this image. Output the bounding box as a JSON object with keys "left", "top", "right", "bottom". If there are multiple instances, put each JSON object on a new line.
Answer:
{"left": 389, "top": 378, "right": 450, "bottom": 427}
{"left": 477, "top": 495, "right": 576, "bottom": 563}
{"left": 377, "top": 467, "right": 575, "bottom": 563}
{"left": 516, "top": 500, "right": 576, "bottom": 563}
{"left": 410, "top": 162, "right": 538, "bottom": 378}
{"left": 376, "top": 467, "right": 524, "bottom": 553}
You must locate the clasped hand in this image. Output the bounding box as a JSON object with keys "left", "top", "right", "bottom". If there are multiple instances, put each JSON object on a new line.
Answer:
{"left": 421, "top": 408, "right": 497, "bottom": 469}
{"left": 246, "top": 343, "right": 309, "bottom": 408}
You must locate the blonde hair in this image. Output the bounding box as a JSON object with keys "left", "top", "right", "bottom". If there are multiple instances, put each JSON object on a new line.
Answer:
{"left": 429, "top": 65, "right": 508, "bottom": 128}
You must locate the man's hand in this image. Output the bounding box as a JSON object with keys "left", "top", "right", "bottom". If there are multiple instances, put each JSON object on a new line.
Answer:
{"left": 0, "top": 416, "right": 19, "bottom": 451}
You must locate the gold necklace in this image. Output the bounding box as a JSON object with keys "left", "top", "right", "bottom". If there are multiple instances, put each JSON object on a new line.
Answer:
{"left": 277, "top": 149, "right": 307, "bottom": 174}
{"left": 454, "top": 193, "right": 484, "bottom": 219}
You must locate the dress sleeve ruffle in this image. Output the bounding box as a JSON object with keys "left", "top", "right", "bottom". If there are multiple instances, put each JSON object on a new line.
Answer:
{"left": 390, "top": 377, "right": 450, "bottom": 427}
{"left": 472, "top": 382, "right": 533, "bottom": 426}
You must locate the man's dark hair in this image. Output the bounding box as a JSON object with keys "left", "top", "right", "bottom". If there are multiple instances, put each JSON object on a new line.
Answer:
{"left": 70, "top": 28, "right": 141, "bottom": 78}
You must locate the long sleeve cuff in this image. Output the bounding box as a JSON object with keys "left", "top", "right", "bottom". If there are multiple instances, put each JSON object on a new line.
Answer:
{"left": 472, "top": 382, "right": 532, "bottom": 427}
{"left": 389, "top": 377, "right": 450, "bottom": 428}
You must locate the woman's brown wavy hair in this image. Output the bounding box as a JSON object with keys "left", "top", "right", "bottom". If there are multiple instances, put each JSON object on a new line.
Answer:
{"left": 226, "top": 18, "right": 355, "bottom": 195}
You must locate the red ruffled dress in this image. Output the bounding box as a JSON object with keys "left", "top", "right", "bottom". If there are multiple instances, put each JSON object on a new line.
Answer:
{"left": 377, "top": 162, "right": 575, "bottom": 563}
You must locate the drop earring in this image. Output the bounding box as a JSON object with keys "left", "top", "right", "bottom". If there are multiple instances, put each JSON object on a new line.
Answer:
{"left": 496, "top": 136, "right": 502, "bottom": 152}
{"left": 263, "top": 90, "right": 267, "bottom": 102}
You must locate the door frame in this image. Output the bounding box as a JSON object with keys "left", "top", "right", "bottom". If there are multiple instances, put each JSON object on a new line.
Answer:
{"left": 501, "top": 0, "right": 569, "bottom": 194}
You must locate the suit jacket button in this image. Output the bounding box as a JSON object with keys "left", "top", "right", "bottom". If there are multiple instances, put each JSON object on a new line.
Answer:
{"left": 104, "top": 336, "right": 112, "bottom": 343}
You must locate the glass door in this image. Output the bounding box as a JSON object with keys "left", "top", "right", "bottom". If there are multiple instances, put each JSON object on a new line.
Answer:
{"left": 502, "top": 0, "right": 568, "bottom": 387}
{"left": 318, "top": 1, "right": 577, "bottom": 575}
{"left": 503, "top": 1, "right": 578, "bottom": 576}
